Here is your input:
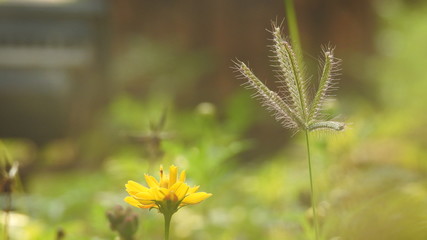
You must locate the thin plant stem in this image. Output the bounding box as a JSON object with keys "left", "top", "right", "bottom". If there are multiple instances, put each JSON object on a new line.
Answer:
{"left": 3, "top": 192, "right": 11, "bottom": 240}
{"left": 284, "top": 0, "right": 303, "bottom": 62}
{"left": 305, "top": 130, "right": 319, "bottom": 240}
{"left": 164, "top": 213, "right": 172, "bottom": 240}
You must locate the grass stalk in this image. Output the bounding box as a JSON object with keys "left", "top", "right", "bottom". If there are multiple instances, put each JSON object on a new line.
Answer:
{"left": 284, "top": 0, "right": 303, "bottom": 63}
{"left": 235, "top": 2, "right": 344, "bottom": 239}
{"left": 304, "top": 130, "right": 319, "bottom": 240}
{"left": 284, "top": 1, "right": 320, "bottom": 238}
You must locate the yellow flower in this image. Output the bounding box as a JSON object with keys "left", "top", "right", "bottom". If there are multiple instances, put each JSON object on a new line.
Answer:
{"left": 124, "top": 165, "right": 212, "bottom": 215}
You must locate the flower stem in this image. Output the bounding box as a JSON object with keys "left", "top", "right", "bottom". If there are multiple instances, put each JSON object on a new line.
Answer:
{"left": 164, "top": 213, "right": 172, "bottom": 240}
{"left": 305, "top": 130, "right": 319, "bottom": 240}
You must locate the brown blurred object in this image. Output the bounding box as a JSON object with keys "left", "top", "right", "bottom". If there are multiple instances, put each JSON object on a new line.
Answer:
{"left": 125, "top": 108, "right": 172, "bottom": 160}
{"left": 1, "top": 162, "right": 18, "bottom": 196}
{"left": 107, "top": 205, "right": 139, "bottom": 240}
{"left": 1, "top": 160, "right": 18, "bottom": 240}
{"left": 56, "top": 228, "right": 66, "bottom": 240}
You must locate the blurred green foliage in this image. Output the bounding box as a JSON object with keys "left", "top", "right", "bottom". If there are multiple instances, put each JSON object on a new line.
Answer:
{"left": 2, "top": 0, "right": 427, "bottom": 239}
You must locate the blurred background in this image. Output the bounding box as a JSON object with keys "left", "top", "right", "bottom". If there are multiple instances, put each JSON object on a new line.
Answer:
{"left": 1, "top": 0, "right": 427, "bottom": 239}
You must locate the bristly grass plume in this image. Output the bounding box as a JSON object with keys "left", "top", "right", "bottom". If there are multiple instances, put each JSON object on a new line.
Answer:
{"left": 233, "top": 23, "right": 345, "bottom": 134}
{"left": 233, "top": 22, "right": 345, "bottom": 240}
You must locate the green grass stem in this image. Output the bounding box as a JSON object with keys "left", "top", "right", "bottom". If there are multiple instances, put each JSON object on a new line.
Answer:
{"left": 284, "top": 0, "right": 303, "bottom": 62}
{"left": 305, "top": 130, "right": 319, "bottom": 240}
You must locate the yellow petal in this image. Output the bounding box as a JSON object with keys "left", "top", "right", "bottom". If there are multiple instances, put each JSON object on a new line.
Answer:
{"left": 170, "top": 181, "right": 183, "bottom": 192}
{"left": 149, "top": 188, "right": 161, "bottom": 201}
{"left": 176, "top": 184, "right": 190, "bottom": 201}
{"left": 126, "top": 180, "right": 149, "bottom": 191}
{"left": 171, "top": 181, "right": 189, "bottom": 200}
{"left": 165, "top": 191, "right": 179, "bottom": 202}
{"left": 179, "top": 170, "right": 186, "bottom": 182}
{"left": 144, "top": 174, "right": 159, "bottom": 188}
{"left": 125, "top": 180, "right": 149, "bottom": 195}
{"left": 140, "top": 203, "right": 157, "bottom": 209}
{"left": 159, "top": 165, "right": 168, "bottom": 187}
{"left": 136, "top": 199, "right": 156, "bottom": 205}
{"left": 169, "top": 165, "right": 177, "bottom": 187}
{"left": 187, "top": 185, "right": 200, "bottom": 195}
{"left": 158, "top": 188, "right": 169, "bottom": 199}
{"left": 124, "top": 196, "right": 142, "bottom": 208}
{"left": 135, "top": 191, "right": 155, "bottom": 200}
{"left": 159, "top": 177, "right": 168, "bottom": 188}
{"left": 150, "top": 187, "right": 169, "bottom": 201}
{"left": 181, "top": 192, "right": 212, "bottom": 205}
